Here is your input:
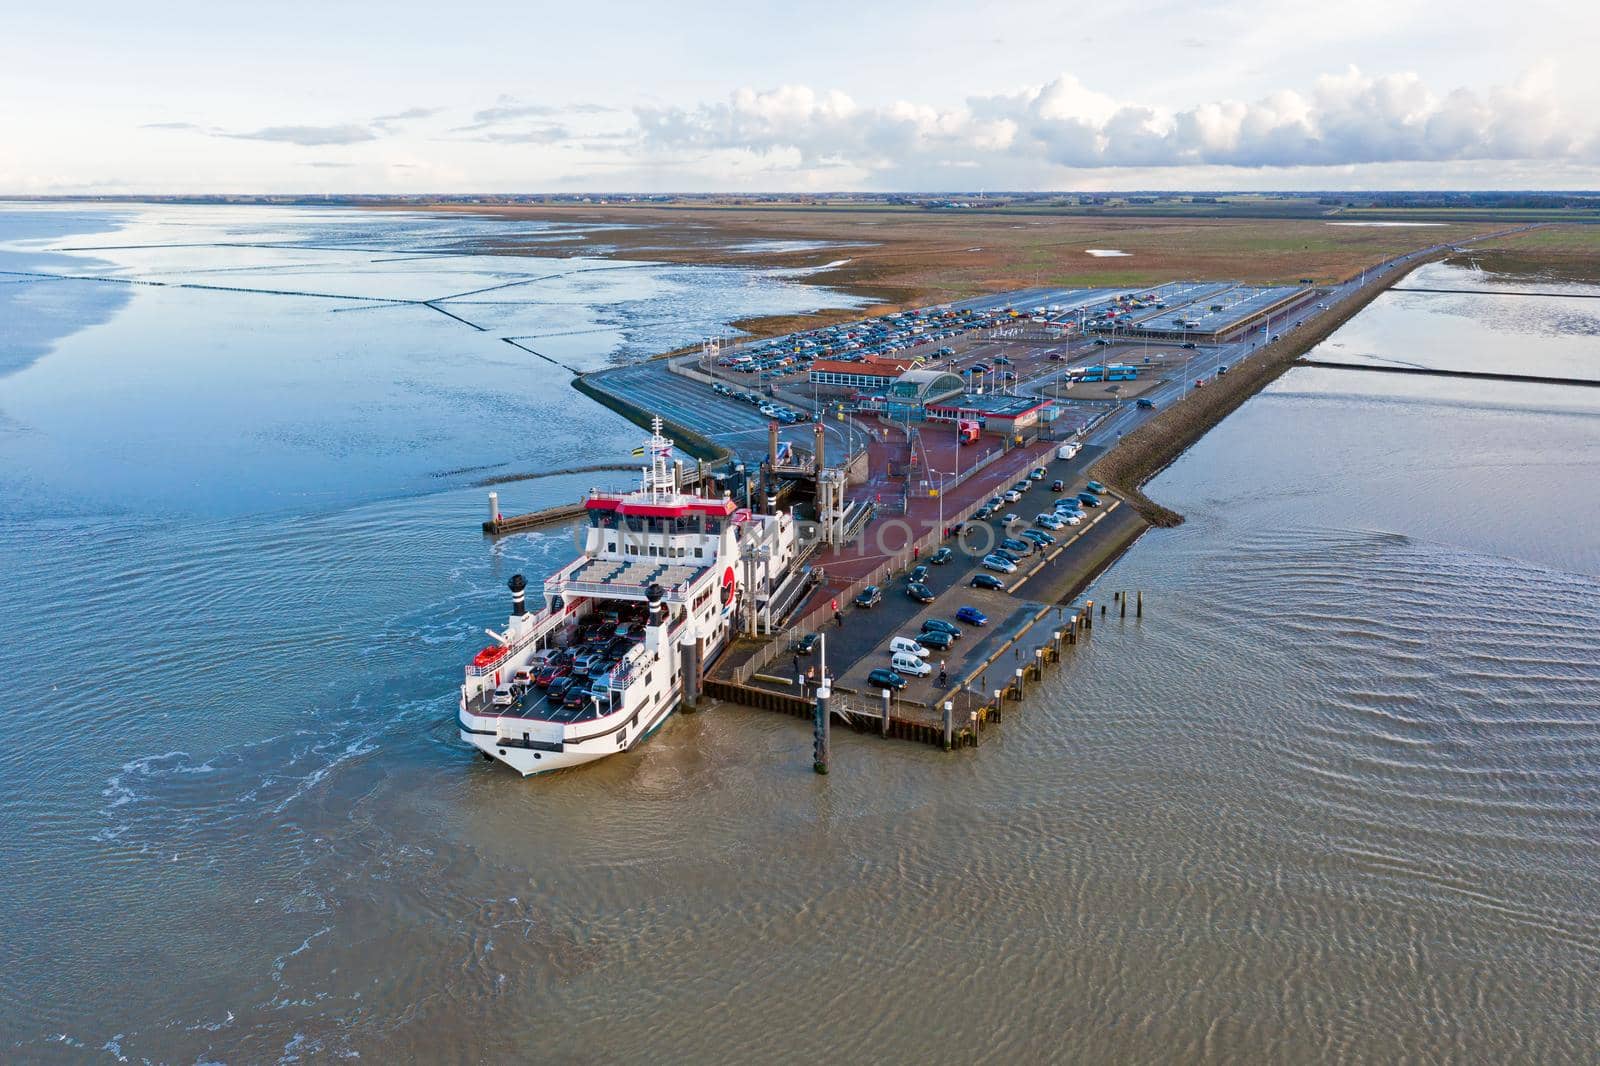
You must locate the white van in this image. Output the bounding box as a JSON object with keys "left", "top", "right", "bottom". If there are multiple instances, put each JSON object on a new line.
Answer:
{"left": 889, "top": 636, "right": 929, "bottom": 658}
{"left": 891, "top": 652, "right": 933, "bottom": 677}
{"left": 1057, "top": 442, "right": 1081, "bottom": 460}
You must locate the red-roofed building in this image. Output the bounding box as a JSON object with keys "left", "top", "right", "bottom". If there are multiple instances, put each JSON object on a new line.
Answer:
{"left": 808, "top": 359, "right": 918, "bottom": 390}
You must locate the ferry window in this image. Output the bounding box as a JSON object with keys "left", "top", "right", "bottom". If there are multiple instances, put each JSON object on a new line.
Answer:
{"left": 695, "top": 547, "right": 704, "bottom": 558}
{"left": 606, "top": 539, "right": 617, "bottom": 552}
{"left": 627, "top": 544, "right": 639, "bottom": 555}
{"left": 648, "top": 545, "right": 659, "bottom": 557}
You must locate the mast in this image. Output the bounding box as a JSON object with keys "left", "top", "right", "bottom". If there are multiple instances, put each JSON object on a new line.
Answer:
{"left": 642, "top": 415, "right": 676, "bottom": 499}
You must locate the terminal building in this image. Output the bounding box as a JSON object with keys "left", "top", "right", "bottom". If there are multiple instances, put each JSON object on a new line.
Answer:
{"left": 850, "top": 367, "right": 1053, "bottom": 436}
{"left": 925, "top": 393, "right": 1052, "bottom": 436}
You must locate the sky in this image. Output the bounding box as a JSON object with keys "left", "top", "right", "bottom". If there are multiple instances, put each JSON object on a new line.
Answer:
{"left": 4, "top": 0, "right": 1598, "bottom": 194}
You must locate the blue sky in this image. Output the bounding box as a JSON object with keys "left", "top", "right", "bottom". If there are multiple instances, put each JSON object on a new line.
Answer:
{"left": 4, "top": 0, "right": 1597, "bottom": 193}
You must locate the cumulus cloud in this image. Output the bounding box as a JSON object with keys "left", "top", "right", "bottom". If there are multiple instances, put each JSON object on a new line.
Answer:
{"left": 634, "top": 66, "right": 1596, "bottom": 174}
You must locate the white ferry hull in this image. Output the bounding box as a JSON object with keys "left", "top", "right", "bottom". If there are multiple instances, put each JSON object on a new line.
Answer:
{"left": 458, "top": 697, "right": 678, "bottom": 777}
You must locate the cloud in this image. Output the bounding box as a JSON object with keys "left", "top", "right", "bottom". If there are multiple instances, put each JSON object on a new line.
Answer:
{"left": 305, "top": 161, "right": 353, "bottom": 168}
{"left": 142, "top": 121, "right": 205, "bottom": 131}
{"left": 453, "top": 96, "right": 616, "bottom": 132}
{"left": 633, "top": 66, "right": 1598, "bottom": 176}
{"left": 371, "top": 107, "right": 440, "bottom": 131}
{"left": 222, "top": 124, "right": 379, "bottom": 146}
{"left": 468, "top": 125, "right": 571, "bottom": 144}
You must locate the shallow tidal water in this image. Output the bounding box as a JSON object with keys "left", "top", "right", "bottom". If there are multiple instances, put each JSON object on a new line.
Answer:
{"left": 2, "top": 213, "right": 1597, "bottom": 1063}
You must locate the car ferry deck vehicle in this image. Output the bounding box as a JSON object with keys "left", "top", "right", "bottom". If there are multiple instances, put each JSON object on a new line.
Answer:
{"left": 458, "top": 418, "right": 799, "bottom": 776}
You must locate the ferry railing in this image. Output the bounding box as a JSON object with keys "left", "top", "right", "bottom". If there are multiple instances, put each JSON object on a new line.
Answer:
{"left": 548, "top": 578, "right": 692, "bottom": 603}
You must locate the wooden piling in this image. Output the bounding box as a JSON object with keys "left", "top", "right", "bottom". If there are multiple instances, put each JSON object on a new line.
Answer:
{"left": 1137, "top": 590, "right": 1143, "bottom": 617}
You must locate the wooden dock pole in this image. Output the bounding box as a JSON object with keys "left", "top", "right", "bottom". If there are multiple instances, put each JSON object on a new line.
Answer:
{"left": 880, "top": 687, "right": 891, "bottom": 737}
{"left": 1015, "top": 666, "right": 1025, "bottom": 701}
{"left": 942, "top": 701, "right": 953, "bottom": 750}
{"left": 1121, "top": 592, "right": 1127, "bottom": 618}
{"left": 1137, "top": 590, "right": 1143, "bottom": 618}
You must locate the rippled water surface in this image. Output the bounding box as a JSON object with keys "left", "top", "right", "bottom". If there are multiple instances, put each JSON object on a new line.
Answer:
{"left": 3, "top": 217, "right": 1598, "bottom": 1062}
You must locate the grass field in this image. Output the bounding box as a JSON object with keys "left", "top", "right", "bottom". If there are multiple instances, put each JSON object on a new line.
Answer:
{"left": 426, "top": 203, "right": 1508, "bottom": 339}
{"left": 1456, "top": 224, "right": 1600, "bottom": 282}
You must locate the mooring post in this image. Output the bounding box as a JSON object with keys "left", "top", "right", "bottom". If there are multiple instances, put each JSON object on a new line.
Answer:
{"left": 1137, "top": 590, "right": 1143, "bottom": 618}
{"left": 942, "top": 701, "right": 953, "bottom": 750}
{"left": 1121, "top": 591, "right": 1127, "bottom": 618}
{"left": 1015, "top": 666, "right": 1025, "bottom": 701}
{"left": 814, "top": 682, "right": 831, "bottom": 775}
{"left": 969, "top": 710, "right": 979, "bottom": 746}
{"left": 880, "top": 687, "right": 891, "bottom": 737}
{"left": 488, "top": 491, "right": 499, "bottom": 526}
{"left": 814, "top": 633, "right": 832, "bottom": 774}
{"left": 1085, "top": 600, "right": 1094, "bottom": 628}
{"left": 1035, "top": 647, "right": 1044, "bottom": 678}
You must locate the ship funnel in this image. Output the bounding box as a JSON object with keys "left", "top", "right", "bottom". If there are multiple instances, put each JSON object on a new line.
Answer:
{"left": 508, "top": 574, "right": 527, "bottom": 616}
{"left": 646, "top": 582, "right": 667, "bottom": 627}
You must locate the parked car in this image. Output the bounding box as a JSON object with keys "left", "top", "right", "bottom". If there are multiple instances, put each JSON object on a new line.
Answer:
{"left": 547, "top": 675, "right": 578, "bottom": 700}
{"left": 1035, "top": 513, "right": 1064, "bottom": 530}
{"left": 915, "top": 629, "right": 954, "bottom": 651}
{"left": 1029, "top": 467, "right": 1046, "bottom": 480}
{"left": 1077, "top": 492, "right": 1102, "bottom": 508}
{"left": 1003, "top": 489, "right": 1022, "bottom": 503}
{"left": 956, "top": 606, "right": 989, "bottom": 626}
{"left": 1086, "top": 480, "right": 1107, "bottom": 494}
{"left": 866, "top": 668, "right": 907, "bottom": 691}
{"left": 888, "top": 636, "right": 930, "bottom": 658}
{"left": 791, "top": 633, "right": 819, "bottom": 655}
{"left": 1001, "top": 513, "right": 1020, "bottom": 526}
{"left": 854, "top": 585, "right": 882, "bottom": 608}
{"left": 972, "top": 505, "right": 995, "bottom": 520}
{"left": 1056, "top": 510, "right": 1084, "bottom": 526}
{"left": 905, "top": 582, "right": 935, "bottom": 604}
{"left": 920, "top": 618, "right": 961, "bottom": 638}
{"left": 992, "top": 548, "right": 1022, "bottom": 564}
{"left": 982, "top": 554, "right": 1017, "bottom": 574}
{"left": 970, "top": 573, "right": 1005, "bottom": 590}
{"left": 491, "top": 686, "right": 515, "bottom": 708}
{"left": 891, "top": 652, "right": 933, "bottom": 677}
{"left": 907, "top": 565, "right": 929, "bottom": 584}
{"left": 999, "top": 537, "right": 1034, "bottom": 556}
{"left": 930, "top": 546, "right": 954, "bottom": 564}
{"left": 1051, "top": 479, "right": 1065, "bottom": 492}
{"left": 1182, "top": 341, "right": 1198, "bottom": 349}
{"left": 1022, "top": 529, "right": 1054, "bottom": 546}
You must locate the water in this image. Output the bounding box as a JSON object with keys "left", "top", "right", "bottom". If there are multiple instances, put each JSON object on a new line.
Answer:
{"left": 3, "top": 221, "right": 1598, "bottom": 1062}
{"left": 1315, "top": 260, "right": 1600, "bottom": 379}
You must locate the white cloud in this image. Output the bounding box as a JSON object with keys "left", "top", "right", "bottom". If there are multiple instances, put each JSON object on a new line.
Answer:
{"left": 633, "top": 66, "right": 1596, "bottom": 177}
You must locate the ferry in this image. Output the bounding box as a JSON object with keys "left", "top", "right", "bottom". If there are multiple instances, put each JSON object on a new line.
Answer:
{"left": 458, "top": 419, "right": 800, "bottom": 776}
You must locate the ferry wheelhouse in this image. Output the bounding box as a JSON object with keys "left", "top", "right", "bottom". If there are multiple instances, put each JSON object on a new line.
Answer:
{"left": 459, "top": 419, "right": 798, "bottom": 776}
